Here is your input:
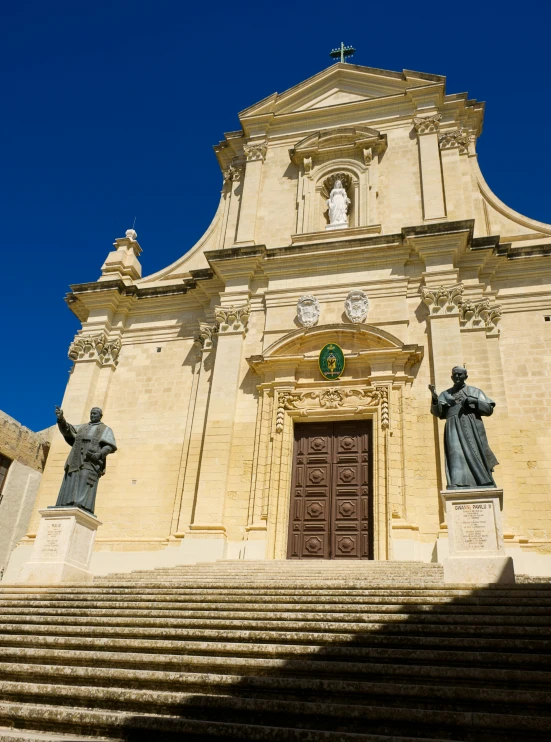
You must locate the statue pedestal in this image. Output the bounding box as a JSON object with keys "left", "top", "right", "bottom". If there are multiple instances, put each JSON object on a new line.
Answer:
{"left": 19, "top": 507, "right": 101, "bottom": 584}
{"left": 440, "top": 488, "right": 515, "bottom": 584}
{"left": 325, "top": 222, "right": 348, "bottom": 232}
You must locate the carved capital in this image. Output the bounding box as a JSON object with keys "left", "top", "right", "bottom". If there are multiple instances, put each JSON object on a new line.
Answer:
{"left": 194, "top": 322, "right": 218, "bottom": 350}
{"left": 68, "top": 333, "right": 122, "bottom": 367}
{"left": 215, "top": 304, "right": 251, "bottom": 333}
{"left": 275, "top": 385, "right": 389, "bottom": 433}
{"left": 421, "top": 284, "right": 464, "bottom": 315}
{"left": 222, "top": 164, "right": 243, "bottom": 183}
{"left": 243, "top": 143, "right": 267, "bottom": 162}
{"left": 439, "top": 129, "right": 471, "bottom": 155}
{"left": 412, "top": 113, "right": 442, "bottom": 135}
{"left": 459, "top": 298, "right": 502, "bottom": 334}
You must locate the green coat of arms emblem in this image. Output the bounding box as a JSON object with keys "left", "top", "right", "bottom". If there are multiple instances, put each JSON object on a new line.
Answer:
{"left": 319, "top": 343, "right": 345, "bottom": 380}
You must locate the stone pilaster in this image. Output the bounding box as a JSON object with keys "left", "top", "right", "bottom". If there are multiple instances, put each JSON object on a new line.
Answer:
{"left": 187, "top": 304, "right": 251, "bottom": 552}
{"left": 220, "top": 164, "right": 244, "bottom": 249}
{"left": 234, "top": 142, "right": 267, "bottom": 246}
{"left": 172, "top": 323, "right": 218, "bottom": 539}
{"left": 413, "top": 113, "right": 446, "bottom": 221}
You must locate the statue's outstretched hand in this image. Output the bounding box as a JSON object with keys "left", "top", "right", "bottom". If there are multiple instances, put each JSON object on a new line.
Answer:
{"left": 428, "top": 384, "right": 438, "bottom": 401}
{"left": 55, "top": 406, "right": 64, "bottom": 421}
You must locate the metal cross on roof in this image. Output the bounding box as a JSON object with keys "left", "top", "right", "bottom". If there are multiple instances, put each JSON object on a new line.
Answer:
{"left": 329, "top": 42, "right": 356, "bottom": 64}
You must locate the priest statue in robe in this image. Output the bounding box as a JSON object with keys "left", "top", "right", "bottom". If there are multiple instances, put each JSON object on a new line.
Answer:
{"left": 429, "top": 367, "right": 498, "bottom": 489}
{"left": 53, "top": 405, "right": 117, "bottom": 514}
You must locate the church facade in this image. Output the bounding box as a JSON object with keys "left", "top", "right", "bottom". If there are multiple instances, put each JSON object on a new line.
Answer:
{"left": 6, "top": 63, "right": 551, "bottom": 578}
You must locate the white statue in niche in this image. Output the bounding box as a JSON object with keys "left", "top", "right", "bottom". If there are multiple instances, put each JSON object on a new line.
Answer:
{"left": 344, "top": 290, "right": 369, "bottom": 324}
{"left": 326, "top": 179, "right": 351, "bottom": 230}
{"left": 297, "top": 294, "right": 320, "bottom": 328}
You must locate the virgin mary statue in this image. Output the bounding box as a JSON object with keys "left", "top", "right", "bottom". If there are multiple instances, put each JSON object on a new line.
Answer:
{"left": 326, "top": 180, "right": 350, "bottom": 228}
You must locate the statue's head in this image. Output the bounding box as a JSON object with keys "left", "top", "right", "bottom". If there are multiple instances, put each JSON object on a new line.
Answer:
{"left": 334, "top": 180, "right": 342, "bottom": 189}
{"left": 451, "top": 366, "right": 468, "bottom": 385}
{"left": 90, "top": 407, "right": 103, "bottom": 423}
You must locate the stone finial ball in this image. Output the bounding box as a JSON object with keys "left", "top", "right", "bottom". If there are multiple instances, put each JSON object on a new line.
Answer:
{"left": 126, "top": 229, "right": 137, "bottom": 241}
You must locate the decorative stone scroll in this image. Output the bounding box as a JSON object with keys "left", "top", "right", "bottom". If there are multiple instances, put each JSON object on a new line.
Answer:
{"left": 68, "top": 333, "right": 122, "bottom": 367}
{"left": 459, "top": 298, "right": 502, "bottom": 334}
{"left": 412, "top": 113, "right": 442, "bottom": 135}
{"left": 243, "top": 143, "right": 267, "bottom": 162}
{"left": 215, "top": 304, "right": 251, "bottom": 333}
{"left": 296, "top": 295, "right": 320, "bottom": 328}
{"left": 275, "top": 386, "right": 389, "bottom": 433}
{"left": 344, "top": 290, "right": 369, "bottom": 324}
{"left": 421, "top": 284, "right": 464, "bottom": 315}
{"left": 194, "top": 322, "right": 218, "bottom": 350}
{"left": 439, "top": 129, "right": 471, "bottom": 155}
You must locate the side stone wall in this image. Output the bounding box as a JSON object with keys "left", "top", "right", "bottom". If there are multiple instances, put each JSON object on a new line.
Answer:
{"left": 0, "top": 411, "right": 52, "bottom": 574}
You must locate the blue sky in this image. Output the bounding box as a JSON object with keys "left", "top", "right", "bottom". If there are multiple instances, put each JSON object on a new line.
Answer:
{"left": 1, "top": 1, "right": 550, "bottom": 431}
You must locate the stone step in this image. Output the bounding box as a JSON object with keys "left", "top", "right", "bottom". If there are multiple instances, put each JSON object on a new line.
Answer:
{"left": 2, "top": 593, "right": 550, "bottom": 605}
{"left": 0, "top": 683, "right": 549, "bottom": 739}
{"left": 1, "top": 614, "right": 548, "bottom": 637}
{"left": 2, "top": 665, "right": 551, "bottom": 713}
{"left": 1, "top": 647, "right": 550, "bottom": 688}
{"left": 0, "top": 702, "right": 461, "bottom": 742}
{"left": 0, "top": 607, "right": 548, "bottom": 626}
{"left": 0, "top": 634, "right": 549, "bottom": 669}
{"left": 0, "top": 729, "right": 114, "bottom": 742}
{"left": 1, "top": 623, "right": 549, "bottom": 651}
{"left": 0, "top": 599, "right": 548, "bottom": 615}
{"left": 4, "top": 585, "right": 551, "bottom": 597}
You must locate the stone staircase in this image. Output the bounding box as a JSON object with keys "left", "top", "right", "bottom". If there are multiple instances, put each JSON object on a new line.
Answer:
{"left": 0, "top": 560, "right": 549, "bottom": 741}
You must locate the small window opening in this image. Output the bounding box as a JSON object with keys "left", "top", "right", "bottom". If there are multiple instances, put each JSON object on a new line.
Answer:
{"left": 156, "top": 347, "right": 162, "bottom": 352}
{"left": 545, "top": 316, "right": 551, "bottom": 322}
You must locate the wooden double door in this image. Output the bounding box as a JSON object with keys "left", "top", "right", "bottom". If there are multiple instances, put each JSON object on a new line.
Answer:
{"left": 287, "top": 420, "right": 373, "bottom": 560}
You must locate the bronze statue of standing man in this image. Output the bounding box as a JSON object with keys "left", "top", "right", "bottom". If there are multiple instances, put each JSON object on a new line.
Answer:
{"left": 429, "top": 367, "right": 498, "bottom": 490}
{"left": 53, "top": 406, "right": 117, "bottom": 514}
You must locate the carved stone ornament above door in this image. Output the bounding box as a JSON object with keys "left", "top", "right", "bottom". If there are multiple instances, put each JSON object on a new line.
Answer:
{"left": 296, "top": 295, "right": 320, "bottom": 328}
{"left": 344, "top": 290, "right": 369, "bottom": 323}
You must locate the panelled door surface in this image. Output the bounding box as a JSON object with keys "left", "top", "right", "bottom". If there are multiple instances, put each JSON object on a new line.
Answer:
{"left": 287, "top": 420, "right": 373, "bottom": 559}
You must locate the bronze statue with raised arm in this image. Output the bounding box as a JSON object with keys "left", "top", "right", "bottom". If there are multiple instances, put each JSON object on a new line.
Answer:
{"left": 53, "top": 406, "right": 117, "bottom": 514}
{"left": 429, "top": 367, "right": 498, "bottom": 490}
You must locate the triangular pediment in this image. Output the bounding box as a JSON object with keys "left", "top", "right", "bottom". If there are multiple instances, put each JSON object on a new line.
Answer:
{"left": 239, "top": 64, "right": 444, "bottom": 120}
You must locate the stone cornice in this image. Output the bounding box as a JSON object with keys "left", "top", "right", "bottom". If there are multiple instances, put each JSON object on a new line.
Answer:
{"left": 65, "top": 270, "right": 214, "bottom": 319}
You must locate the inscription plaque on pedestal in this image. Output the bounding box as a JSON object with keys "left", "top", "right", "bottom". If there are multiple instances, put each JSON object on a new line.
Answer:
{"left": 440, "top": 488, "right": 514, "bottom": 584}
{"left": 452, "top": 502, "right": 498, "bottom": 553}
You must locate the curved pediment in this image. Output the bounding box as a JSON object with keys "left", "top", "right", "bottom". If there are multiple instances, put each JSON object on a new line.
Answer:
{"left": 290, "top": 126, "right": 387, "bottom": 164}
{"left": 263, "top": 324, "right": 404, "bottom": 357}
{"left": 248, "top": 325, "right": 423, "bottom": 384}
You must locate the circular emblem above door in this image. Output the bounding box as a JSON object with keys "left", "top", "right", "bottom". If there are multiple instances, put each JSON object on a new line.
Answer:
{"left": 319, "top": 343, "right": 345, "bottom": 380}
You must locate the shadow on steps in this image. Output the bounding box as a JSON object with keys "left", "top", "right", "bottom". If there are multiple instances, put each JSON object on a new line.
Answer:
{"left": 0, "top": 563, "right": 549, "bottom": 741}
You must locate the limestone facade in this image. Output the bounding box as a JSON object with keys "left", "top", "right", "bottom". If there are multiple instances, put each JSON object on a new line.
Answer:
{"left": 6, "top": 63, "right": 551, "bottom": 578}
{"left": 0, "top": 411, "right": 51, "bottom": 575}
